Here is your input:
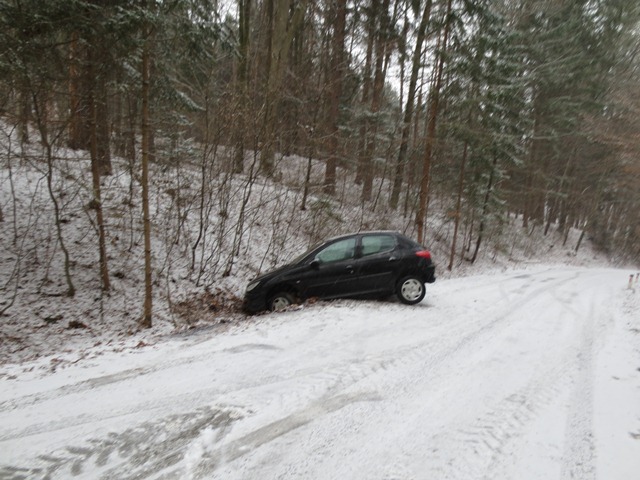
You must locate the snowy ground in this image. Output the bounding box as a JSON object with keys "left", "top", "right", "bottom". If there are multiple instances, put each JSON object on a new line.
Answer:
{"left": 1, "top": 266, "right": 639, "bottom": 479}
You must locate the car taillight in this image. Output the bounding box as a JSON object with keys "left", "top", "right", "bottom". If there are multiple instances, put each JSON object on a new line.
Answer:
{"left": 416, "top": 250, "right": 431, "bottom": 260}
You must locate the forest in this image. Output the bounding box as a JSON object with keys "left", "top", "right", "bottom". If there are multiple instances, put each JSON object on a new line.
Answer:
{"left": 1, "top": 0, "right": 639, "bottom": 329}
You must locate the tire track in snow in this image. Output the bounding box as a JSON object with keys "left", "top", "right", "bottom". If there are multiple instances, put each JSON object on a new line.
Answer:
{"left": 559, "top": 288, "right": 614, "bottom": 480}
{"left": 0, "top": 344, "right": 282, "bottom": 414}
{"left": 417, "top": 272, "right": 613, "bottom": 480}
{"left": 311, "top": 271, "right": 584, "bottom": 400}
{"left": 0, "top": 406, "right": 242, "bottom": 480}
{"left": 423, "top": 351, "right": 570, "bottom": 480}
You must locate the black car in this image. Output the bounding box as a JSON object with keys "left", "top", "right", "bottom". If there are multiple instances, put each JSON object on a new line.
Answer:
{"left": 243, "top": 231, "right": 436, "bottom": 313}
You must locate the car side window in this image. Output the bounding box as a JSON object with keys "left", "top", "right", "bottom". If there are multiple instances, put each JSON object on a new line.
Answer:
{"left": 315, "top": 238, "right": 356, "bottom": 264}
{"left": 361, "top": 234, "right": 396, "bottom": 257}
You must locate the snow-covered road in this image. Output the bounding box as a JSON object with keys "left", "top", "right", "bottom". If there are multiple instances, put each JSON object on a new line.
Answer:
{"left": 1, "top": 267, "right": 639, "bottom": 479}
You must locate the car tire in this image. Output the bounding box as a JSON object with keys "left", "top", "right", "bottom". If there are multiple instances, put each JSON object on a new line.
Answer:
{"left": 396, "top": 276, "right": 425, "bottom": 305}
{"left": 268, "top": 292, "right": 295, "bottom": 311}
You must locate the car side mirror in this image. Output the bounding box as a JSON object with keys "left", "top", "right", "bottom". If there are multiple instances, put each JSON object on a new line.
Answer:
{"left": 309, "top": 259, "right": 320, "bottom": 270}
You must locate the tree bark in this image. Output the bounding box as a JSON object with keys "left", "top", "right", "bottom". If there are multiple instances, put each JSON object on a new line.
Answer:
{"left": 140, "top": 24, "right": 153, "bottom": 329}
{"left": 233, "top": 0, "right": 252, "bottom": 174}
{"left": 448, "top": 140, "right": 468, "bottom": 270}
{"left": 471, "top": 155, "right": 498, "bottom": 263}
{"left": 323, "top": 0, "right": 347, "bottom": 195}
{"left": 94, "top": 74, "right": 112, "bottom": 175}
{"left": 355, "top": 3, "right": 376, "bottom": 185}
{"left": 89, "top": 69, "right": 111, "bottom": 293}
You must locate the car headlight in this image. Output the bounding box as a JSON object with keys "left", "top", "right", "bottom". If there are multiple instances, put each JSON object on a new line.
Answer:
{"left": 246, "top": 280, "right": 260, "bottom": 292}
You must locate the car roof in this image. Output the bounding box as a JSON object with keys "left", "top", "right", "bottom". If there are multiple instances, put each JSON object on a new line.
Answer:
{"left": 324, "top": 230, "right": 402, "bottom": 242}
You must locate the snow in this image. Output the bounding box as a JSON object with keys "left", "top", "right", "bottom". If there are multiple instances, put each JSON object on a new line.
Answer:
{"left": 1, "top": 267, "right": 639, "bottom": 479}
{"left": 2, "top": 120, "right": 639, "bottom": 478}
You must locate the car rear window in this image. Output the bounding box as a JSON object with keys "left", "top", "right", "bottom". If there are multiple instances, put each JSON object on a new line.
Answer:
{"left": 361, "top": 234, "right": 396, "bottom": 256}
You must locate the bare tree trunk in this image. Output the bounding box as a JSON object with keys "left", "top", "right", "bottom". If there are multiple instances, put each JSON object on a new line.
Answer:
{"left": 224, "top": 159, "right": 259, "bottom": 277}
{"left": 0, "top": 145, "right": 24, "bottom": 315}
{"left": 448, "top": 140, "right": 468, "bottom": 270}
{"left": 140, "top": 26, "right": 153, "bottom": 329}
{"left": 89, "top": 78, "right": 111, "bottom": 292}
{"left": 69, "top": 40, "right": 92, "bottom": 151}
{"left": 355, "top": 0, "right": 377, "bottom": 185}
{"left": 68, "top": 31, "right": 82, "bottom": 149}
{"left": 323, "top": 0, "right": 347, "bottom": 195}
{"left": 471, "top": 155, "right": 498, "bottom": 263}
{"left": 126, "top": 93, "right": 137, "bottom": 165}
{"left": 523, "top": 96, "right": 544, "bottom": 229}
{"left": 301, "top": 149, "right": 313, "bottom": 211}
{"left": 32, "top": 93, "right": 76, "bottom": 297}
{"left": 545, "top": 146, "right": 574, "bottom": 235}
{"left": 233, "top": 0, "right": 251, "bottom": 173}
{"left": 95, "top": 76, "right": 112, "bottom": 175}
{"left": 18, "top": 87, "right": 30, "bottom": 144}
{"left": 300, "top": 86, "right": 323, "bottom": 211}
{"left": 575, "top": 227, "right": 586, "bottom": 253}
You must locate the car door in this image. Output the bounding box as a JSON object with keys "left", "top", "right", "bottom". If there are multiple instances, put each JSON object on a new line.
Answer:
{"left": 355, "top": 233, "right": 400, "bottom": 294}
{"left": 296, "top": 237, "right": 359, "bottom": 299}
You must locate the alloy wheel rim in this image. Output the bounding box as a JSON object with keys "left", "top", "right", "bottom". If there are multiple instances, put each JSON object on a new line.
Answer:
{"left": 401, "top": 279, "right": 423, "bottom": 301}
{"left": 272, "top": 296, "right": 291, "bottom": 310}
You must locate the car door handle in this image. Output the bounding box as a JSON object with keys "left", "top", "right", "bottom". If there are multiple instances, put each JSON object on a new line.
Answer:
{"left": 346, "top": 265, "right": 355, "bottom": 273}
{"left": 388, "top": 256, "right": 397, "bottom": 261}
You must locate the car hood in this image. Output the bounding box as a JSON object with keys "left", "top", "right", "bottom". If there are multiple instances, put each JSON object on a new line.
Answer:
{"left": 249, "top": 263, "right": 296, "bottom": 285}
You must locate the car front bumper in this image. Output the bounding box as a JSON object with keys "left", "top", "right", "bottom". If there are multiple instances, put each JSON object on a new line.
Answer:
{"left": 243, "top": 292, "right": 267, "bottom": 314}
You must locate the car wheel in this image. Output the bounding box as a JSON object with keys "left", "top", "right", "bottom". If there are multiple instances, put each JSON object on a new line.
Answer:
{"left": 269, "top": 292, "right": 295, "bottom": 311}
{"left": 396, "top": 276, "right": 425, "bottom": 305}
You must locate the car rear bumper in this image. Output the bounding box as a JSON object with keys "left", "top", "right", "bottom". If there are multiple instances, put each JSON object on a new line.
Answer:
{"left": 423, "top": 264, "right": 436, "bottom": 283}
